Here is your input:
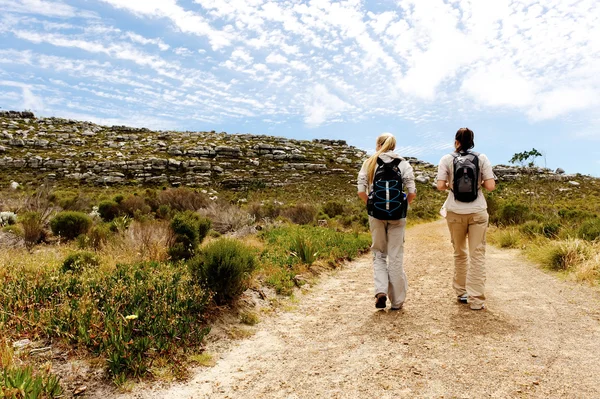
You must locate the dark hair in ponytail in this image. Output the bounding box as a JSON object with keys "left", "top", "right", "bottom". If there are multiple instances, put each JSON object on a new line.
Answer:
{"left": 455, "top": 127, "right": 474, "bottom": 152}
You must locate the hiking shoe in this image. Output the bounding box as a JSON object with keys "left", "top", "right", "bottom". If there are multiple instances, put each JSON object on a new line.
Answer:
{"left": 457, "top": 294, "right": 468, "bottom": 304}
{"left": 390, "top": 304, "right": 403, "bottom": 311}
{"left": 470, "top": 303, "right": 485, "bottom": 310}
{"left": 375, "top": 293, "right": 387, "bottom": 309}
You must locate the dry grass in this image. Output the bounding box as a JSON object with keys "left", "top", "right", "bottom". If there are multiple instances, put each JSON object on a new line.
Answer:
{"left": 199, "top": 202, "right": 254, "bottom": 234}
{"left": 126, "top": 220, "right": 173, "bottom": 262}
{"left": 188, "top": 352, "right": 215, "bottom": 367}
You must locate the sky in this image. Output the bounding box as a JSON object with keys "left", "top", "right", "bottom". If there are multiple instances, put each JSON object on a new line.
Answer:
{"left": 0, "top": 0, "right": 599, "bottom": 176}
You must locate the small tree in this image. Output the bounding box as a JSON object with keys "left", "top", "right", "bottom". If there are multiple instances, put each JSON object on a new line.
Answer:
{"left": 509, "top": 148, "right": 542, "bottom": 167}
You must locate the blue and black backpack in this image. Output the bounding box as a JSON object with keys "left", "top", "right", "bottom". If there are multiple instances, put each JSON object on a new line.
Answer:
{"left": 367, "top": 157, "right": 408, "bottom": 220}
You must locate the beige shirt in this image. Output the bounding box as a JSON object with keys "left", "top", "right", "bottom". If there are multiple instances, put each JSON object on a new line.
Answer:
{"left": 357, "top": 151, "right": 416, "bottom": 194}
{"left": 436, "top": 152, "right": 494, "bottom": 214}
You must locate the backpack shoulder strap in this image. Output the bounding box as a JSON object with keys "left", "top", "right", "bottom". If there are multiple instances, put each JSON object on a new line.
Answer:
{"left": 376, "top": 157, "right": 384, "bottom": 166}
{"left": 391, "top": 158, "right": 401, "bottom": 166}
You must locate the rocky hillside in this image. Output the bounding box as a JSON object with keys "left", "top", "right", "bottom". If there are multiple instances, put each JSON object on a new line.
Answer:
{"left": 0, "top": 111, "right": 440, "bottom": 191}
{"left": 0, "top": 110, "right": 587, "bottom": 192}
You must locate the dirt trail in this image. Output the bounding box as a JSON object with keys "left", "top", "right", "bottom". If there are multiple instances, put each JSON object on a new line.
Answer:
{"left": 115, "top": 220, "right": 600, "bottom": 399}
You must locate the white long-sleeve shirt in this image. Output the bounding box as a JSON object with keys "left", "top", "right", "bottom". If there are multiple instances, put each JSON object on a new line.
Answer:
{"left": 357, "top": 151, "right": 417, "bottom": 194}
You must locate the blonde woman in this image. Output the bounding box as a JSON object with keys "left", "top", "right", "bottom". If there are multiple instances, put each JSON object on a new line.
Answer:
{"left": 357, "top": 133, "right": 416, "bottom": 310}
{"left": 436, "top": 128, "right": 495, "bottom": 310}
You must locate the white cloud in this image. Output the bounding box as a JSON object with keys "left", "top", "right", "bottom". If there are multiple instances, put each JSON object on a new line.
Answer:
{"left": 0, "top": 0, "right": 79, "bottom": 18}
{"left": 125, "top": 32, "right": 170, "bottom": 51}
{"left": 99, "top": 0, "right": 232, "bottom": 50}
{"left": 529, "top": 87, "right": 600, "bottom": 121}
{"left": 1, "top": 0, "right": 599, "bottom": 130}
{"left": 461, "top": 61, "right": 537, "bottom": 108}
{"left": 304, "top": 84, "right": 350, "bottom": 127}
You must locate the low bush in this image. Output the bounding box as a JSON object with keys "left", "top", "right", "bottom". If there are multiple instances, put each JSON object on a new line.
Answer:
{"left": 321, "top": 201, "right": 346, "bottom": 218}
{"left": 128, "top": 220, "right": 173, "bottom": 262}
{"left": 282, "top": 203, "right": 317, "bottom": 225}
{"left": 87, "top": 223, "right": 111, "bottom": 250}
{"left": 539, "top": 240, "right": 591, "bottom": 271}
{"left": 0, "top": 365, "right": 63, "bottom": 398}
{"left": 200, "top": 202, "right": 253, "bottom": 234}
{"left": 157, "top": 188, "right": 209, "bottom": 212}
{"left": 2, "top": 224, "right": 23, "bottom": 237}
{"left": 19, "top": 211, "right": 46, "bottom": 249}
{"left": 50, "top": 211, "right": 92, "bottom": 241}
{"left": 62, "top": 251, "right": 100, "bottom": 273}
{"left": 578, "top": 219, "right": 600, "bottom": 241}
{"left": 98, "top": 200, "right": 121, "bottom": 222}
{"left": 520, "top": 221, "right": 561, "bottom": 238}
{"left": 120, "top": 195, "right": 151, "bottom": 218}
{"left": 49, "top": 190, "right": 90, "bottom": 211}
{"left": 168, "top": 211, "right": 211, "bottom": 261}
{"left": 247, "top": 202, "right": 282, "bottom": 221}
{"left": 558, "top": 208, "right": 597, "bottom": 221}
{"left": 493, "top": 229, "right": 521, "bottom": 248}
{"left": 0, "top": 261, "right": 210, "bottom": 381}
{"left": 496, "top": 203, "right": 530, "bottom": 225}
{"left": 189, "top": 238, "right": 257, "bottom": 305}
{"left": 290, "top": 236, "right": 318, "bottom": 265}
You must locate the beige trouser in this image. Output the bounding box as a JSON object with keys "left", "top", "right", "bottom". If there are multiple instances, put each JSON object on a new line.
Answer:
{"left": 369, "top": 217, "right": 407, "bottom": 308}
{"left": 446, "top": 210, "right": 489, "bottom": 308}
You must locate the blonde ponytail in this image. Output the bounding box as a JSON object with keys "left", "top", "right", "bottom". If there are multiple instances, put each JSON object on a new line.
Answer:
{"left": 365, "top": 133, "right": 397, "bottom": 185}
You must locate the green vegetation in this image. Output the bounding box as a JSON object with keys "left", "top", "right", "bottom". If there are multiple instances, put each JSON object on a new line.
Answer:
{"left": 189, "top": 238, "right": 257, "bottom": 305}
{"left": 509, "top": 148, "right": 542, "bottom": 167}
{"left": 49, "top": 211, "right": 92, "bottom": 241}
{"left": 487, "top": 177, "right": 600, "bottom": 282}
{"left": 168, "top": 211, "right": 211, "bottom": 261}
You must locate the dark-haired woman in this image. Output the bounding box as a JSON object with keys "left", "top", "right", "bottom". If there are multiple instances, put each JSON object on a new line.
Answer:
{"left": 436, "top": 128, "right": 495, "bottom": 310}
{"left": 357, "top": 133, "right": 416, "bottom": 310}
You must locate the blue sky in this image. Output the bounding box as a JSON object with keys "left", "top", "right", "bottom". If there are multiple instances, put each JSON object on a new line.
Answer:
{"left": 1, "top": 0, "right": 599, "bottom": 175}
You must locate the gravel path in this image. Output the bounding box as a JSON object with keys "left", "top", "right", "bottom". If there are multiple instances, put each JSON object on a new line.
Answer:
{"left": 117, "top": 220, "right": 600, "bottom": 399}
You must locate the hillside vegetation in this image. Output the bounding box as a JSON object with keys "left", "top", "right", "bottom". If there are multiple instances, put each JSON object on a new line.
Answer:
{"left": 1, "top": 110, "right": 598, "bottom": 397}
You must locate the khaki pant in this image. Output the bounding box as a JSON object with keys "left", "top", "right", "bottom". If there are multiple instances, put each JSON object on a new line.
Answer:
{"left": 369, "top": 217, "right": 407, "bottom": 308}
{"left": 446, "top": 210, "right": 489, "bottom": 308}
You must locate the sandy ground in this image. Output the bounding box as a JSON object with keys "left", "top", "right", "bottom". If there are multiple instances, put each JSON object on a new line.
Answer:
{"left": 110, "top": 220, "right": 600, "bottom": 399}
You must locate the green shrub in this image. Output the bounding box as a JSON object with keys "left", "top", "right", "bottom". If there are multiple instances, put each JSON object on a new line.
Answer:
{"left": 156, "top": 204, "right": 172, "bottom": 220}
{"left": 558, "top": 208, "right": 597, "bottom": 221}
{"left": 19, "top": 211, "right": 46, "bottom": 249}
{"left": 168, "top": 211, "right": 211, "bottom": 261}
{"left": 62, "top": 251, "right": 100, "bottom": 273}
{"left": 2, "top": 224, "right": 23, "bottom": 237}
{"left": 49, "top": 190, "right": 89, "bottom": 211}
{"left": 0, "top": 365, "right": 63, "bottom": 398}
{"left": 541, "top": 240, "right": 591, "bottom": 271}
{"left": 496, "top": 203, "right": 529, "bottom": 225}
{"left": 290, "top": 236, "right": 318, "bottom": 265}
{"left": 50, "top": 211, "right": 92, "bottom": 241}
{"left": 189, "top": 238, "right": 257, "bottom": 305}
{"left": 248, "top": 202, "right": 282, "bottom": 220}
{"left": 520, "top": 221, "right": 544, "bottom": 237}
{"left": 0, "top": 261, "right": 210, "bottom": 381}
{"left": 87, "top": 223, "right": 111, "bottom": 250}
{"left": 113, "top": 194, "right": 124, "bottom": 204}
{"left": 321, "top": 201, "right": 346, "bottom": 218}
{"left": 98, "top": 200, "right": 121, "bottom": 222}
{"left": 282, "top": 203, "right": 317, "bottom": 225}
{"left": 541, "top": 222, "right": 561, "bottom": 238}
{"left": 578, "top": 219, "right": 600, "bottom": 241}
{"left": 495, "top": 230, "right": 520, "bottom": 248}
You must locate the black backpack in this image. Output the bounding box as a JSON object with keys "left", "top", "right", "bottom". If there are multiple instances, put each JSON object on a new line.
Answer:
{"left": 367, "top": 158, "right": 408, "bottom": 220}
{"left": 452, "top": 151, "right": 480, "bottom": 202}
